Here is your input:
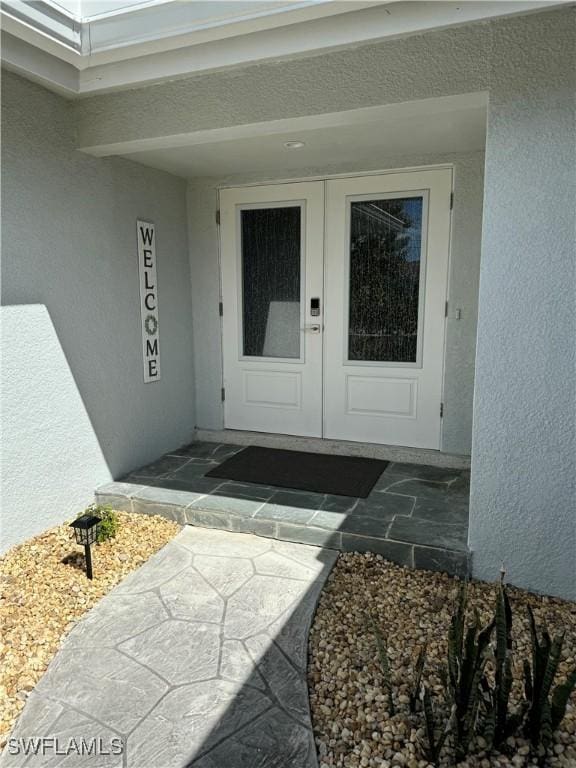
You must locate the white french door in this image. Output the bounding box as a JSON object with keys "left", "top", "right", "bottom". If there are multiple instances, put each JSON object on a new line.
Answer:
{"left": 219, "top": 182, "right": 324, "bottom": 437}
{"left": 324, "top": 170, "right": 452, "bottom": 448}
{"left": 219, "top": 168, "right": 452, "bottom": 449}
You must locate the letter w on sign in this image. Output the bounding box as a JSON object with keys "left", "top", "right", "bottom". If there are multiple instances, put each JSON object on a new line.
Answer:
{"left": 137, "top": 220, "right": 161, "bottom": 382}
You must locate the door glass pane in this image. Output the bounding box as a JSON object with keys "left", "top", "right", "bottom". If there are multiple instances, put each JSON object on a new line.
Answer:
{"left": 348, "top": 196, "right": 424, "bottom": 363}
{"left": 241, "top": 206, "right": 301, "bottom": 358}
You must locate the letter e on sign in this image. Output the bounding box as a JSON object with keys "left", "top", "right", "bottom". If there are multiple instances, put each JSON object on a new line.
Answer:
{"left": 137, "top": 220, "right": 161, "bottom": 382}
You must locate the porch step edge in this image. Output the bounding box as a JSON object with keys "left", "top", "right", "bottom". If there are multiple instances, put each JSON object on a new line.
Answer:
{"left": 94, "top": 484, "right": 470, "bottom": 579}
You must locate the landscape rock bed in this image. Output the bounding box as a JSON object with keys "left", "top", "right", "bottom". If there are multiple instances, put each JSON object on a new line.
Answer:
{"left": 308, "top": 552, "right": 576, "bottom": 768}
{"left": 0, "top": 512, "right": 179, "bottom": 748}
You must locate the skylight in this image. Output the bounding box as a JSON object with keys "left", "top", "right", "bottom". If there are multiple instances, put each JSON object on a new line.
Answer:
{"left": 1, "top": 0, "right": 332, "bottom": 54}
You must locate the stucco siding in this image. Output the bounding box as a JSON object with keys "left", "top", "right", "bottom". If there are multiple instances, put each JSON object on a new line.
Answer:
{"left": 74, "top": 21, "right": 490, "bottom": 152}
{"left": 1, "top": 71, "right": 195, "bottom": 551}
{"left": 469, "top": 9, "right": 576, "bottom": 599}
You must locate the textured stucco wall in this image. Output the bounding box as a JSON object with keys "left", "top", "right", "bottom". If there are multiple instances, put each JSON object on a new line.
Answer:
{"left": 1, "top": 71, "right": 195, "bottom": 550}
{"left": 469, "top": 9, "right": 576, "bottom": 599}
{"left": 187, "top": 151, "right": 485, "bottom": 457}
{"left": 74, "top": 21, "right": 489, "bottom": 151}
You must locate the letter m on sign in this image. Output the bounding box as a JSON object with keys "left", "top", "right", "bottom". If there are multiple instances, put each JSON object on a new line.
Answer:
{"left": 137, "top": 220, "right": 161, "bottom": 382}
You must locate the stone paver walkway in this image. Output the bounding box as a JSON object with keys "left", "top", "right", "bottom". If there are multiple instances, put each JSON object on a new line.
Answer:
{"left": 97, "top": 441, "right": 470, "bottom": 577}
{"left": 1, "top": 527, "right": 337, "bottom": 768}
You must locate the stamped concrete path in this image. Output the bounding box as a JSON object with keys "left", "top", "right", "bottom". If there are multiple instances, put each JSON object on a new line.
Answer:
{"left": 2, "top": 528, "right": 337, "bottom": 768}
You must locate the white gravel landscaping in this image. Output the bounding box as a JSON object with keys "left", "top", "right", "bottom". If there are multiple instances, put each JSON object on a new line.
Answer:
{"left": 308, "top": 553, "right": 576, "bottom": 768}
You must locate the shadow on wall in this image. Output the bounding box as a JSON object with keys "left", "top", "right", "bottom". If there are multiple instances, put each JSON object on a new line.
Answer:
{"left": 1, "top": 71, "right": 196, "bottom": 497}
{"left": 0, "top": 304, "right": 112, "bottom": 552}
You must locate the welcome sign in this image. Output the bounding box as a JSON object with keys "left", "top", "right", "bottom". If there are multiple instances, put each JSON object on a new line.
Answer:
{"left": 137, "top": 220, "right": 161, "bottom": 382}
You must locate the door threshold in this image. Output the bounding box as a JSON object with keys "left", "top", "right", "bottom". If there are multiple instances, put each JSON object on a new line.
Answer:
{"left": 195, "top": 429, "right": 470, "bottom": 469}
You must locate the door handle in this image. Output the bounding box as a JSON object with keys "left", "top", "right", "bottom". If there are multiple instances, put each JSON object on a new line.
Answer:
{"left": 303, "top": 324, "right": 321, "bottom": 333}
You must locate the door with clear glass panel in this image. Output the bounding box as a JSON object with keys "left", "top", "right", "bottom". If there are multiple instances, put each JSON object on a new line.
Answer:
{"left": 323, "top": 169, "right": 452, "bottom": 448}
{"left": 219, "top": 182, "right": 324, "bottom": 437}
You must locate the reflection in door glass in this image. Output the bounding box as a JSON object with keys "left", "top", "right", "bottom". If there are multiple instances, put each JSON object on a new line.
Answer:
{"left": 349, "top": 196, "right": 423, "bottom": 363}
{"left": 241, "top": 206, "right": 301, "bottom": 358}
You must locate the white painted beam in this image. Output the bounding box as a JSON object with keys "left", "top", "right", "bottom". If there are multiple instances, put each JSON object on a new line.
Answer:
{"left": 1, "top": 32, "right": 79, "bottom": 96}
{"left": 78, "top": 92, "right": 488, "bottom": 157}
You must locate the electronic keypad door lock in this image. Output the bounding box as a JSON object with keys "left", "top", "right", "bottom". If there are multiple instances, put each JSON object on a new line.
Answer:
{"left": 310, "top": 297, "right": 320, "bottom": 316}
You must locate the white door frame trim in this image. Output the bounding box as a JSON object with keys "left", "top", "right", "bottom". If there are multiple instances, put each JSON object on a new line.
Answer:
{"left": 219, "top": 181, "right": 325, "bottom": 437}
{"left": 217, "top": 163, "right": 455, "bottom": 190}
{"left": 323, "top": 169, "right": 452, "bottom": 448}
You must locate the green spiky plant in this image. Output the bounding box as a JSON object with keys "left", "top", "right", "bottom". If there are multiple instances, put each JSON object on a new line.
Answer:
{"left": 409, "top": 644, "right": 427, "bottom": 714}
{"left": 447, "top": 582, "right": 495, "bottom": 761}
{"left": 364, "top": 576, "right": 576, "bottom": 766}
{"left": 482, "top": 578, "right": 527, "bottom": 748}
{"left": 421, "top": 684, "right": 450, "bottom": 765}
{"left": 368, "top": 614, "right": 395, "bottom": 716}
{"left": 494, "top": 578, "right": 514, "bottom": 741}
{"left": 523, "top": 606, "right": 576, "bottom": 754}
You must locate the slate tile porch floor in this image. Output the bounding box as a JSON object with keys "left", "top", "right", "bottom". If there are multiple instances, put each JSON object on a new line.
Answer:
{"left": 96, "top": 441, "right": 470, "bottom": 577}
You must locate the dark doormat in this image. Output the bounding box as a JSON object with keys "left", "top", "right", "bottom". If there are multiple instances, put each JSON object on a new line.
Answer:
{"left": 205, "top": 446, "right": 388, "bottom": 498}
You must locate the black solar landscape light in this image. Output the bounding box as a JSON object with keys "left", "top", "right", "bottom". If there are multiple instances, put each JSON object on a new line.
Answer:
{"left": 70, "top": 514, "right": 101, "bottom": 580}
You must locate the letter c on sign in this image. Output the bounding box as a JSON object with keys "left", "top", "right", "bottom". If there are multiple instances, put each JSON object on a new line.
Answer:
{"left": 145, "top": 293, "right": 156, "bottom": 310}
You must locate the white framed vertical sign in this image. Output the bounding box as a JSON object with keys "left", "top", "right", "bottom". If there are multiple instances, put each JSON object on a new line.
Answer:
{"left": 137, "top": 220, "right": 161, "bottom": 382}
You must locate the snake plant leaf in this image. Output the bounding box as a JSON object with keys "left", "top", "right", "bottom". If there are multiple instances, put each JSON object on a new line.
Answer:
{"left": 478, "top": 618, "right": 496, "bottom": 657}
{"left": 438, "top": 663, "right": 448, "bottom": 691}
{"left": 524, "top": 608, "right": 570, "bottom": 748}
{"left": 452, "top": 611, "right": 494, "bottom": 761}
{"left": 541, "top": 634, "right": 564, "bottom": 704}
{"left": 493, "top": 583, "right": 514, "bottom": 744}
{"left": 410, "top": 644, "right": 427, "bottom": 714}
{"left": 551, "top": 668, "right": 576, "bottom": 731}
{"left": 422, "top": 685, "right": 451, "bottom": 765}
{"left": 368, "top": 613, "right": 395, "bottom": 716}
{"left": 422, "top": 686, "right": 438, "bottom": 762}
{"left": 496, "top": 582, "right": 513, "bottom": 657}
{"left": 538, "top": 628, "right": 552, "bottom": 693}
{"left": 529, "top": 632, "right": 564, "bottom": 741}
{"left": 504, "top": 708, "right": 528, "bottom": 740}
{"left": 483, "top": 698, "right": 496, "bottom": 748}
{"left": 460, "top": 622, "right": 479, "bottom": 707}
{"left": 524, "top": 659, "right": 534, "bottom": 703}
{"left": 448, "top": 624, "right": 459, "bottom": 695}
{"left": 541, "top": 699, "right": 554, "bottom": 750}
{"left": 527, "top": 606, "right": 541, "bottom": 689}
{"left": 448, "top": 583, "right": 467, "bottom": 695}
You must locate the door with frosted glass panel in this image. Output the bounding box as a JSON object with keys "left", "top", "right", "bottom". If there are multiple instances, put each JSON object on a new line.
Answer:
{"left": 219, "top": 182, "right": 324, "bottom": 437}
{"left": 323, "top": 169, "right": 452, "bottom": 448}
